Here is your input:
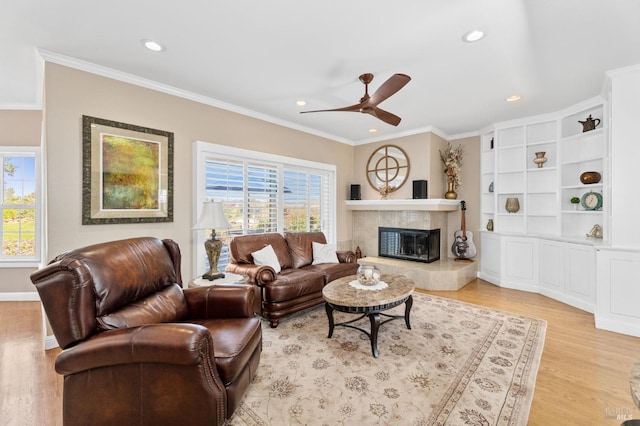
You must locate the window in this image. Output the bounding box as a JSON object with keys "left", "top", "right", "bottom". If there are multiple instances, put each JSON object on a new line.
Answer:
{"left": 0, "top": 147, "right": 41, "bottom": 265}
{"left": 193, "top": 141, "right": 336, "bottom": 276}
{"left": 283, "top": 170, "right": 322, "bottom": 232}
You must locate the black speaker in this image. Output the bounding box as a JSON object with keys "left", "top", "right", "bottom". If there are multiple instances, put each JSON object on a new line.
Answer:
{"left": 413, "top": 180, "right": 428, "bottom": 199}
{"left": 350, "top": 184, "right": 361, "bottom": 200}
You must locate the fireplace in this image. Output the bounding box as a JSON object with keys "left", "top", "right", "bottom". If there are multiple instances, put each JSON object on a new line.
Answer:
{"left": 378, "top": 227, "right": 440, "bottom": 263}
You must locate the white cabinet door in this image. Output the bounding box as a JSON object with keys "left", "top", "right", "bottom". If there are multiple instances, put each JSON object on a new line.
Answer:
{"left": 501, "top": 236, "right": 538, "bottom": 290}
{"left": 564, "top": 243, "right": 595, "bottom": 312}
{"left": 539, "top": 239, "right": 564, "bottom": 294}
{"left": 596, "top": 249, "right": 640, "bottom": 336}
{"left": 480, "top": 232, "right": 501, "bottom": 284}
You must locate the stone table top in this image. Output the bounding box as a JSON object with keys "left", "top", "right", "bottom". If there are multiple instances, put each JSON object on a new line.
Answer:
{"left": 322, "top": 274, "right": 415, "bottom": 308}
{"left": 631, "top": 358, "right": 640, "bottom": 409}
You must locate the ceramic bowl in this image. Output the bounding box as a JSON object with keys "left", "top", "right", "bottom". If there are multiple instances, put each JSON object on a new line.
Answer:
{"left": 580, "top": 171, "right": 601, "bottom": 185}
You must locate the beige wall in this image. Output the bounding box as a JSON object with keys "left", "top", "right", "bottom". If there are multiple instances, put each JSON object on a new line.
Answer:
{"left": 0, "top": 110, "right": 42, "bottom": 293}
{"left": 354, "top": 134, "right": 429, "bottom": 200}
{"left": 41, "top": 63, "right": 355, "bottom": 283}
{"left": 448, "top": 135, "right": 481, "bottom": 254}
{"left": 0, "top": 64, "right": 482, "bottom": 295}
{"left": 353, "top": 132, "right": 457, "bottom": 201}
{"left": 0, "top": 110, "right": 42, "bottom": 146}
{"left": 352, "top": 132, "right": 480, "bottom": 257}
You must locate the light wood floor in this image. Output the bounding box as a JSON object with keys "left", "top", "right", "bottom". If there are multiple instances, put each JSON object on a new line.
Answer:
{"left": 2, "top": 279, "right": 640, "bottom": 425}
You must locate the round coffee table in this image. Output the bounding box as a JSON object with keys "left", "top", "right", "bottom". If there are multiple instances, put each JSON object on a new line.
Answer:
{"left": 322, "top": 273, "right": 415, "bottom": 358}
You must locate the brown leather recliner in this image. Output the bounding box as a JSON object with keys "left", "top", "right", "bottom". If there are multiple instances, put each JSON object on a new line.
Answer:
{"left": 30, "top": 237, "right": 261, "bottom": 426}
{"left": 225, "top": 231, "right": 359, "bottom": 328}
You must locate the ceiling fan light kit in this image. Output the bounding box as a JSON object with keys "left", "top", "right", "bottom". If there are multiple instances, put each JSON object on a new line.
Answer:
{"left": 301, "top": 73, "right": 411, "bottom": 126}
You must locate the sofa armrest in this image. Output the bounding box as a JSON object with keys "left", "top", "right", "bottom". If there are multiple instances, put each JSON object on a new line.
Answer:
{"left": 55, "top": 323, "right": 213, "bottom": 375}
{"left": 337, "top": 250, "right": 357, "bottom": 264}
{"left": 225, "top": 263, "right": 276, "bottom": 285}
{"left": 184, "top": 283, "right": 255, "bottom": 319}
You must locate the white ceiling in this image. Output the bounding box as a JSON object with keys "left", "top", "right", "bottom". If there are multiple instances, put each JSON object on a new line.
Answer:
{"left": 3, "top": 0, "right": 640, "bottom": 144}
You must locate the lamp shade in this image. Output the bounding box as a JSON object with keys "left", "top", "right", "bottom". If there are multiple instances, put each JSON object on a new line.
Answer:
{"left": 193, "top": 201, "right": 231, "bottom": 230}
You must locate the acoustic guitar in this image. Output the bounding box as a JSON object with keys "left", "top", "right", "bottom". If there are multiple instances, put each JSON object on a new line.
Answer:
{"left": 451, "top": 200, "right": 477, "bottom": 259}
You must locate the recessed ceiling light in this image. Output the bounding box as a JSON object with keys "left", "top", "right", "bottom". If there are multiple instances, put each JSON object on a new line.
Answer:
{"left": 506, "top": 95, "right": 522, "bottom": 102}
{"left": 141, "top": 39, "right": 166, "bottom": 52}
{"left": 296, "top": 100, "right": 306, "bottom": 106}
{"left": 462, "top": 29, "right": 485, "bottom": 43}
{"left": 369, "top": 128, "right": 378, "bottom": 133}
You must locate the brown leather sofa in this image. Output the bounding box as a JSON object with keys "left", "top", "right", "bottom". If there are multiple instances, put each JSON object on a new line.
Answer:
{"left": 225, "top": 231, "right": 359, "bottom": 327}
{"left": 30, "top": 237, "right": 261, "bottom": 426}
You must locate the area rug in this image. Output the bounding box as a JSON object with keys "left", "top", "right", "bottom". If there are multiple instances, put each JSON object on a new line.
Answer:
{"left": 228, "top": 293, "right": 546, "bottom": 426}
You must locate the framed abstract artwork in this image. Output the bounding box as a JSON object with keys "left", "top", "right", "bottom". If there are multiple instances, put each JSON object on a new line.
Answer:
{"left": 82, "top": 115, "right": 173, "bottom": 224}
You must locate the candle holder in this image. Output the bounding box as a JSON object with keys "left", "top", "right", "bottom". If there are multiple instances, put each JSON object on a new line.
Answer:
{"left": 357, "top": 265, "right": 381, "bottom": 286}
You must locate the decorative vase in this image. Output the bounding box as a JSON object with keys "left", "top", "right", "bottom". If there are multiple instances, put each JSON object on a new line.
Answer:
{"left": 488, "top": 182, "right": 494, "bottom": 193}
{"left": 486, "top": 219, "right": 494, "bottom": 231}
{"left": 533, "top": 152, "right": 547, "bottom": 168}
{"left": 505, "top": 197, "right": 520, "bottom": 213}
{"left": 580, "top": 171, "right": 601, "bottom": 184}
{"left": 444, "top": 180, "right": 457, "bottom": 200}
{"left": 586, "top": 224, "right": 603, "bottom": 238}
{"left": 357, "top": 265, "right": 381, "bottom": 286}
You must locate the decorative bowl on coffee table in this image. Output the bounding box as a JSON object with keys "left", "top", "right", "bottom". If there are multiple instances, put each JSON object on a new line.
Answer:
{"left": 357, "top": 265, "right": 381, "bottom": 286}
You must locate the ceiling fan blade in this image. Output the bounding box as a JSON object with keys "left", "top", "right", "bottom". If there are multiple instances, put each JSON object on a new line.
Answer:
{"left": 301, "top": 72, "right": 409, "bottom": 125}
{"left": 300, "top": 103, "right": 362, "bottom": 114}
{"left": 369, "top": 107, "right": 402, "bottom": 126}
{"left": 363, "top": 74, "right": 411, "bottom": 108}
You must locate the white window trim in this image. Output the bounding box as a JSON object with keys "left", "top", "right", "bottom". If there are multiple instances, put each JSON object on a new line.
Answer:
{"left": 0, "top": 146, "right": 43, "bottom": 268}
{"left": 192, "top": 140, "right": 337, "bottom": 279}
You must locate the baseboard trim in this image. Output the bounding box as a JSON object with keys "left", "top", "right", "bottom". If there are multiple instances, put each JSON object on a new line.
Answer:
{"left": 477, "top": 272, "right": 500, "bottom": 286}
{"left": 595, "top": 317, "right": 640, "bottom": 338}
{"left": 44, "top": 334, "right": 59, "bottom": 350}
{"left": 493, "top": 279, "right": 540, "bottom": 294}
{"left": 0, "top": 291, "right": 40, "bottom": 301}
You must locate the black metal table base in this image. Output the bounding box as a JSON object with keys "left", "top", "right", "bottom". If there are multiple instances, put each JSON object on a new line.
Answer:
{"left": 325, "top": 295, "right": 413, "bottom": 358}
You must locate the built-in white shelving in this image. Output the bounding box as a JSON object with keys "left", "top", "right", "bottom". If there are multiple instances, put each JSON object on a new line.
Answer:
{"left": 480, "top": 66, "right": 640, "bottom": 338}
{"left": 480, "top": 99, "right": 606, "bottom": 242}
{"left": 480, "top": 131, "right": 495, "bottom": 231}
{"left": 479, "top": 97, "right": 607, "bottom": 314}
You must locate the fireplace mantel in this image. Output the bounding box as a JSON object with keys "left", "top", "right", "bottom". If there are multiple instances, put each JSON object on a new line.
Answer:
{"left": 348, "top": 198, "right": 475, "bottom": 290}
{"left": 344, "top": 199, "right": 459, "bottom": 212}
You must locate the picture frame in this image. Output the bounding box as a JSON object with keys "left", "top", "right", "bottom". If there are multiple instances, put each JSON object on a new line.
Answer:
{"left": 82, "top": 115, "right": 173, "bottom": 225}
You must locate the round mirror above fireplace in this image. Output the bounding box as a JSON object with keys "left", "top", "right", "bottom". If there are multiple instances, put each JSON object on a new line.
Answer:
{"left": 366, "top": 144, "right": 410, "bottom": 195}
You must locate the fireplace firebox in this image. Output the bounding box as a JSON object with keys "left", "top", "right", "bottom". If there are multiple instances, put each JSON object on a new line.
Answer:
{"left": 378, "top": 227, "right": 440, "bottom": 263}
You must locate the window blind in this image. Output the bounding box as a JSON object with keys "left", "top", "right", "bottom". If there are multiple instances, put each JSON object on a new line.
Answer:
{"left": 199, "top": 147, "right": 336, "bottom": 273}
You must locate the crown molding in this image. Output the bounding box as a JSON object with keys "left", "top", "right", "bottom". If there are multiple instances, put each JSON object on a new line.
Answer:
{"left": 351, "top": 125, "right": 455, "bottom": 146}
{"left": 35, "top": 49, "right": 485, "bottom": 146}
{"left": 448, "top": 130, "right": 481, "bottom": 141}
{"left": 604, "top": 63, "right": 640, "bottom": 78}
{"left": 37, "top": 49, "right": 355, "bottom": 145}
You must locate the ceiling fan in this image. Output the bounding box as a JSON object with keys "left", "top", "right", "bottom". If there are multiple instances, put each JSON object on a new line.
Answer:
{"left": 301, "top": 73, "right": 411, "bottom": 126}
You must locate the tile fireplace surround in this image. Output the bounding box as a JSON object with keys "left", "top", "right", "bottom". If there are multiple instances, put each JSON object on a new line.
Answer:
{"left": 346, "top": 199, "right": 477, "bottom": 291}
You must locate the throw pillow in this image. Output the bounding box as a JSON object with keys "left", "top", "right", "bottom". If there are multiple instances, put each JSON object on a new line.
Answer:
{"left": 252, "top": 244, "right": 281, "bottom": 273}
{"left": 312, "top": 241, "right": 339, "bottom": 265}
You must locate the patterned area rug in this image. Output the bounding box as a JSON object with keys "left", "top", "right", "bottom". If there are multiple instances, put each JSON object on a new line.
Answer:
{"left": 229, "top": 292, "right": 546, "bottom": 426}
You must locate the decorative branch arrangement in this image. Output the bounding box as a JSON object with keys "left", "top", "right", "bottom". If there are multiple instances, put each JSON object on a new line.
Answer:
{"left": 439, "top": 143, "right": 464, "bottom": 190}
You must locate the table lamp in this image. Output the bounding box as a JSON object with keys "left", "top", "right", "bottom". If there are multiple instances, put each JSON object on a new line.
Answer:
{"left": 193, "top": 200, "right": 231, "bottom": 280}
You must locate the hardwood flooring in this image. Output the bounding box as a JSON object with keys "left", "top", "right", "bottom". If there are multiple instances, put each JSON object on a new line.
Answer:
{"left": 2, "top": 279, "right": 640, "bottom": 425}
{"left": 0, "top": 301, "right": 61, "bottom": 426}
